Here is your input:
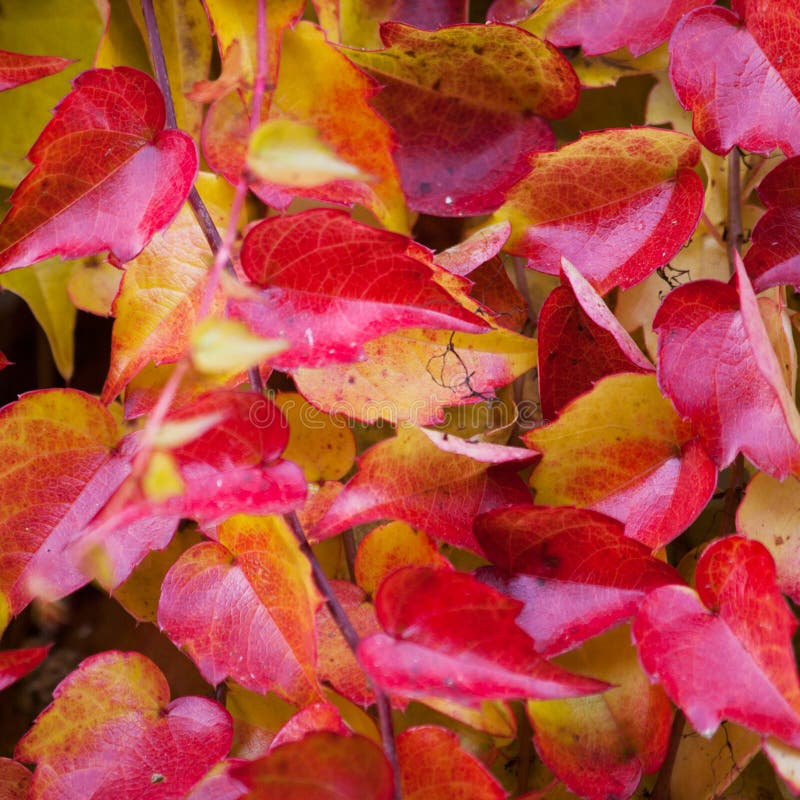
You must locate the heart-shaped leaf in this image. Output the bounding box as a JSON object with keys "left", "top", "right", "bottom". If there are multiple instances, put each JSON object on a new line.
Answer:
{"left": 158, "top": 515, "right": 323, "bottom": 705}
{"left": 525, "top": 373, "right": 716, "bottom": 549}
{"left": 654, "top": 255, "right": 800, "bottom": 475}
{"left": 16, "top": 651, "right": 232, "bottom": 799}
{"left": 0, "top": 67, "right": 197, "bottom": 272}
{"left": 358, "top": 566, "right": 608, "bottom": 703}
{"left": 670, "top": 2, "right": 800, "bottom": 156}
{"left": 633, "top": 536, "right": 800, "bottom": 745}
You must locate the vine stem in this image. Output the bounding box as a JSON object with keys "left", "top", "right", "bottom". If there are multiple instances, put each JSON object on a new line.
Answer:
{"left": 141, "top": 4, "right": 401, "bottom": 794}
{"left": 286, "top": 513, "right": 401, "bottom": 798}
{"left": 726, "top": 149, "right": 743, "bottom": 272}
{"left": 651, "top": 710, "right": 686, "bottom": 800}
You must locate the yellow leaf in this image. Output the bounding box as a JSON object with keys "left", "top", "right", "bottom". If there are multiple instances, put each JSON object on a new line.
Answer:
{"left": 67, "top": 259, "right": 122, "bottom": 317}
{"left": 527, "top": 625, "right": 672, "bottom": 800}
{"left": 275, "top": 392, "right": 356, "bottom": 482}
{"left": 671, "top": 721, "right": 760, "bottom": 800}
{"left": 191, "top": 318, "right": 287, "bottom": 375}
{"left": 126, "top": 0, "right": 211, "bottom": 140}
{"left": 142, "top": 451, "right": 185, "bottom": 503}
{"left": 295, "top": 328, "right": 536, "bottom": 426}
{"left": 354, "top": 520, "right": 448, "bottom": 596}
{"left": 95, "top": 0, "right": 151, "bottom": 73}
{"left": 248, "top": 119, "right": 372, "bottom": 188}
{"left": 112, "top": 525, "right": 203, "bottom": 622}
{"left": 570, "top": 45, "right": 669, "bottom": 88}
{"left": 0, "top": 259, "right": 78, "bottom": 381}
{"left": 0, "top": 0, "right": 105, "bottom": 187}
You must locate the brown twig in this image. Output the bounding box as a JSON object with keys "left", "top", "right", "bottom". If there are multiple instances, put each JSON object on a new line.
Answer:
{"left": 726, "top": 150, "right": 743, "bottom": 272}
{"left": 651, "top": 709, "right": 686, "bottom": 800}
{"left": 285, "top": 512, "right": 401, "bottom": 799}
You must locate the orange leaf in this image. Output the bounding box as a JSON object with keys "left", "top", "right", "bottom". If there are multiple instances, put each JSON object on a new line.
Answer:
{"left": 525, "top": 373, "right": 716, "bottom": 549}
{"left": 398, "top": 726, "right": 505, "bottom": 800}
{"left": 158, "top": 514, "right": 323, "bottom": 706}
{"left": 491, "top": 128, "right": 703, "bottom": 293}
{"left": 313, "top": 425, "right": 535, "bottom": 553}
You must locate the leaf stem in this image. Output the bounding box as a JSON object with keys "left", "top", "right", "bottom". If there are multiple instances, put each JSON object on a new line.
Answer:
{"left": 284, "top": 511, "right": 401, "bottom": 799}
{"left": 651, "top": 709, "right": 685, "bottom": 800}
{"left": 726, "top": 149, "right": 743, "bottom": 272}
{"left": 141, "top": 6, "right": 400, "bottom": 792}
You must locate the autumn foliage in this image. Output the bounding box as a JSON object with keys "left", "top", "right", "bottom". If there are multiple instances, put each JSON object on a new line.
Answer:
{"left": 4, "top": 1, "right": 800, "bottom": 798}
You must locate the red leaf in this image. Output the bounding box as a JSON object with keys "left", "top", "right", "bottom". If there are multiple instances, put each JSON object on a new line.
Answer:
{"left": 0, "top": 645, "right": 50, "bottom": 692}
{"left": 232, "top": 732, "right": 394, "bottom": 800}
{"left": 397, "top": 726, "right": 505, "bottom": 800}
{"left": 312, "top": 425, "right": 535, "bottom": 553}
{"left": 343, "top": 22, "right": 579, "bottom": 215}
{"left": 474, "top": 506, "right": 683, "bottom": 656}
{"left": 0, "top": 352, "right": 12, "bottom": 371}
{"left": 29, "top": 391, "right": 306, "bottom": 599}
{"left": 538, "top": 260, "right": 653, "bottom": 420}
{"left": 16, "top": 651, "right": 232, "bottom": 799}
{"left": 491, "top": 129, "right": 704, "bottom": 294}
{"left": 228, "top": 209, "right": 488, "bottom": 369}
{"left": 633, "top": 537, "right": 800, "bottom": 745}
{"left": 669, "top": 2, "right": 800, "bottom": 156}
{"left": 0, "top": 67, "right": 197, "bottom": 272}
{"left": 358, "top": 566, "right": 609, "bottom": 703}
{"left": 654, "top": 255, "right": 800, "bottom": 475}
{"left": 0, "top": 389, "right": 131, "bottom": 613}
{"left": 744, "top": 157, "right": 800, "bottom": 290}
{"left": 269, "top": 704, "right": 349, "bottom": 750}
{"left": 521, "top": 0, "right": 711, "bottom": 57}
{"left": 157, "top": 515, "right": 323, "bottom": 705}
{"left": 0, "top": 50, "right": 72, "bottom": 91}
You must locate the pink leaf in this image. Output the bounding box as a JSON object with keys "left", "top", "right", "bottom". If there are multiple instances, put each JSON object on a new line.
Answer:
{"left": 16, "top": 651, "right": 232, "bottom": 800}
{"left": 475, "top": 506, "right": 683, "bottom": 655}
{"left": 633, "top": 537, "right": 800, "bottom": 745}
{"left": 654, "top": 254, "right": 800, "bottom": 475}
{"left": 744, "top": 156, "right": 800, "bottom": 290}
{"left": 0, "top": 68, "right": 197, "bottom": 272}
{"left": 669, "top": 2, "right": 800, "bottom": 156}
